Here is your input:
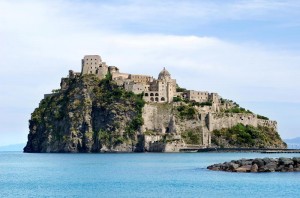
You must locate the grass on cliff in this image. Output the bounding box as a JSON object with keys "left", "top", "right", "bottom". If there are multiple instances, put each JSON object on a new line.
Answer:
{"left": 224, "top": 107, "right": 253, "bottom": 114}
{"left": 181, "top": 129, "right": 202, "bottom": 145}
{"left": 176, "top": 105, "right": 197, "bottom": 120}
{"left": 211, "top": 123, "right": 285, "bottom": 148}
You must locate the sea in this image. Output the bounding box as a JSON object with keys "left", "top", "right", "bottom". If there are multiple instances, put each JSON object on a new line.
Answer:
{"left": 1, "top": 152, "right": 300, "bottom": 198}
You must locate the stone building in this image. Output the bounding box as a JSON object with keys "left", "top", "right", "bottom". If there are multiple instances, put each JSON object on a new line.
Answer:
{"left": 80, "top": 55, "right": 218, "bottom": 104}
{"left": 185, "top": 90, "right": 220, "bottom": 104}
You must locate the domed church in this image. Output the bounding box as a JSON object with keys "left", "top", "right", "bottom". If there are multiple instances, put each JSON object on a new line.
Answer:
{"left": 142, "top": 67, "right": 177, "bottom": 103}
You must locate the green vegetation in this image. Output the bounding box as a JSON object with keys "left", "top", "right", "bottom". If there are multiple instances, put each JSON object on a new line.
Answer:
{"left": 224, "top": 107, "right": 252, "bottom": 114}
{"left": 257, "top": 114, "right": 269, "bottom": 120}
{"left": 51, "top": 89, "right": 60, "bottom": 93}
{"left": 144, "top": 130, "right": 157, "bottom": 136}
{"left": 92, "top": 73, "right": 145, "bottom": 142}
{"left": 176, "top": 84, "right": 186, "bottom": 92}
{"left": 211, "top": 123, "right": 284, "bottom": 148}
{"left": 181, "top": 130, "right": 201, "bottom": 144}
{"left": 190, "top": 101, "right": 212, "bottom": 107}
{"left": 173, "top": 96, "right": 183, "bottom": 102}
{"left": 176, "top": 105, "right": 197, "bottom": 120}
{"left": 173, "top": 96, "right": 213, "bottom": 107}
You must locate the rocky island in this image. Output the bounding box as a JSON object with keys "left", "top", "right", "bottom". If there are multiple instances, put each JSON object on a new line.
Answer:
{"left": 24, "top": 55, "right": 286, "bottom": 153}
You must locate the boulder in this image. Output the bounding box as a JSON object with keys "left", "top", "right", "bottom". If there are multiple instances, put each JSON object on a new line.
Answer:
{"left": 236, "top": 165, "right": 251, "bottom": 172}
{"left": 293, "top": 157, "right": 300, "bottom": 165}
{"left": 252, "top": 158, "right": 264, "bottom": 168}
{"left": 229, "top": 162, "right": 239, "bottom": 171}
{"left": 279, "top": 157, "right": 294, "bottom": 166}
{"left": 264, "top": 162, "right": 277, "bottom": 172}
{"left": 251, "top": 164, "right": 258, "bottom": 172}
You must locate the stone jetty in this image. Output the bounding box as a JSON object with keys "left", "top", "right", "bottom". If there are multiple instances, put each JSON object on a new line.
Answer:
{"left": 207, "top": 157, "right": 300, "bottom": 172}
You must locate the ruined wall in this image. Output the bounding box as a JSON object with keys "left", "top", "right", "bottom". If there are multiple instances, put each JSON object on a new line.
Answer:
{"left": 141, "top": 103, "right": 211, "bottom": 149}
{"left": 142, "top": 103, "right": 173, "bottom": 134}
{"left": 144, "top": 135, "right": 186, "bottom": 152}
{"left": 257, "top": 119, "right": 277, "bottom": 130}
{"left": 211, "top": 113, "right": 277, "bottom": 131}
{"left": 124, "top": 82, "right": 144, "bottom": 94}
{"left": 112, "top": 72, "right": 129, "bottom": 80}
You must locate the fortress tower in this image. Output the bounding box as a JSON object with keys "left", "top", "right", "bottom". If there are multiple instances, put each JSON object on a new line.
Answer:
{"left": 81, "top": 55, "right": 108, "bottom": 79}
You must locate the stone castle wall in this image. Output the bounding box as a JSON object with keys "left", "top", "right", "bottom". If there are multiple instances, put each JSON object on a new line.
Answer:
{"left": 211, "top": 113, "right": 277, "bottom": 132}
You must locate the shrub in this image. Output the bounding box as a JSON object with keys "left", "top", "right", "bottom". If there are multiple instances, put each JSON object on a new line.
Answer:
{"left": 182, "top": 130, "right": 200, "bottom": 144}
{"left": 257, "top": 114, "right": 269, "bottom": 120}
{"left": 225, "top": 107, "right": 252, "bottom": 114}
{"left": 173, "top": 96, "right": 182, "bottom": 102}
{"left": 177, "top": 105, "right": 196, "bottom": 119}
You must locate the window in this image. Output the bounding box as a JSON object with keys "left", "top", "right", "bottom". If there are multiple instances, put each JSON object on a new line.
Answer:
{"left": 155, "top": 97, "right": 159, "bottom": 102}
{"left": 161, "top": 97, "right": 165, "bottom": 101}
{"left": 150, "top": 97, "right": 154, "bottom": 101}
{"left": 155, "top": 93, "right": 159, "bottom": 96}
{"left": 150, "top": 93, "right": 154, "bottom": 96}
{"left": 145, "top": 93, "right": 149, "bottom": 96}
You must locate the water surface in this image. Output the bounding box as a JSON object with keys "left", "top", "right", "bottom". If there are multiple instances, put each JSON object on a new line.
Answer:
{"left": 1, "top": 152, "right": 299, "bottom": 197}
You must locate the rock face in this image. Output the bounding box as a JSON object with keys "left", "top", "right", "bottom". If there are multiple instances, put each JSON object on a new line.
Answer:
{"left": 24, "top": 74, "right": 286, "bottom": 153}
{"left": 24, "top": 75, "right": 145, "bottom": 153}
{"left": 207, "top": 157, "right": 300, "bottom": 172}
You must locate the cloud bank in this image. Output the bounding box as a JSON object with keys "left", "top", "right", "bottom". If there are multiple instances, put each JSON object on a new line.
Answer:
{"left": 0, "top": 0, "right": 299, "bottom": 145}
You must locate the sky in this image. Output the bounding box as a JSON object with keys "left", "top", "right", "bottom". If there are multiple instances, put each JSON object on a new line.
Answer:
{"left": 0, "top": 0, "right": 300, "bottom": 146}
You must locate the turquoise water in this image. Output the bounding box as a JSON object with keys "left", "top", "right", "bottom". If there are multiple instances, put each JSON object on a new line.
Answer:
{"left": 1, "top": 152, "right": 300, "bottom": 198}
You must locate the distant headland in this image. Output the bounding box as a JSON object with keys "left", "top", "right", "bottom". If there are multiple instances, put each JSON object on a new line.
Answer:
{"left": 24, "top": 55, "right": 286, "bottom": 153}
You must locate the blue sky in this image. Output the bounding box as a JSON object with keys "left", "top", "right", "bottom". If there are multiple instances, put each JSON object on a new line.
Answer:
{"left": 0, "top": 0, "right": 300, "bottom": 146}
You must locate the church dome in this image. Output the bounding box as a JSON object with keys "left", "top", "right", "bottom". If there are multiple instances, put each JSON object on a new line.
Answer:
{"left": 158, "top": 67, "right": 171, "bottom": 80}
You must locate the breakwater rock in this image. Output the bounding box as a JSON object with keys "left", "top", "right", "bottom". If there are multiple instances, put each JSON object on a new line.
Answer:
{"left": 207, "top": 157, "right": 300, "bottom": 172}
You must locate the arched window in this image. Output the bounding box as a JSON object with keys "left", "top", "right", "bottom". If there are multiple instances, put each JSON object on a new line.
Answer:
{"left": 155, "top": 93, "right": 159, "bottom": 96}
{"left": 150, "top": 93, "right": 154, "bottom": 96}
{"left": 145, "top": 93, "right": 149, "bottom": 96}
{"left": 161, "top": 97, "right": 165, "bottom": 101}
{"left": 150, "top": 97, "right": 154, "bottom": 101}
{"left": 155, "top": 97, "right": 159, "bottom": 102}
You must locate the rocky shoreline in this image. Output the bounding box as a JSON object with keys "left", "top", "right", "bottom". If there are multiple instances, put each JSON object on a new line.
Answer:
{"left": 207, "top": 157, "right": 300, "bottom": 172}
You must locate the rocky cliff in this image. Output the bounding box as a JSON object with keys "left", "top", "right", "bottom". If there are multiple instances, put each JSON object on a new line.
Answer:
{"left": 24, "top": 74, "right": 145, "bottom": 152}
{"left": 24, "top": 74, "right": 286, "bottom": 153}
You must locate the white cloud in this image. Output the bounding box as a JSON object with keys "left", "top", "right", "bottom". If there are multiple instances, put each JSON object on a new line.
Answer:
{"left": 0, "top": 0, "right": 299, "bottom": 145}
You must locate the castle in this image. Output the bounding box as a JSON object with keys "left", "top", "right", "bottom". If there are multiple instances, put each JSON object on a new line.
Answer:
{"left": 78, "top": 55, "right": 220, "bottom": 104}
{"left": 39, "top": 54, "right": 280, "bottom": 151}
